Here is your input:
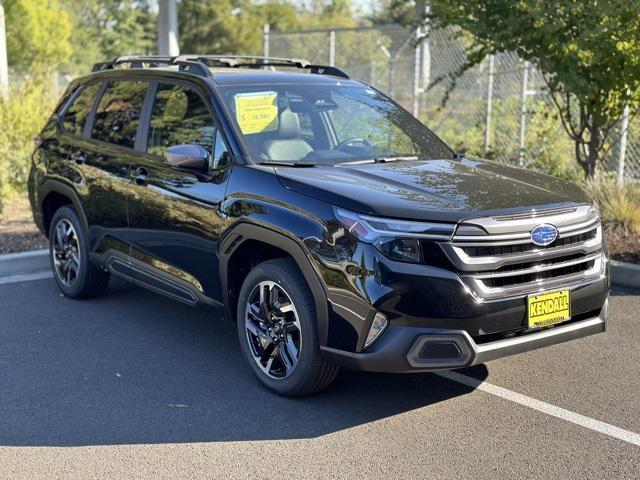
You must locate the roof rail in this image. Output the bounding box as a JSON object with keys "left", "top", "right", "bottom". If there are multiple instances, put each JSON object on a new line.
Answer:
{"left": 176, "top": 55, "right": 350, "bottom": 79}
{"left": 91, "top": 54, "right": 349, "bottom": 80}
{"left": 91, "top": 55, "right": 213, "bottom": 78}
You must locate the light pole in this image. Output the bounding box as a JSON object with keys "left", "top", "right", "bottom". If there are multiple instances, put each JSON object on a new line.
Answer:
{"left": 158, "top": 0, "right": 179, "bottom": 56}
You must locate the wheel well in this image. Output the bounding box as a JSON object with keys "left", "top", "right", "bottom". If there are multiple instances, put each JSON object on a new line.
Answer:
{"left": 227, "top": 240, "right": 293, "bottom": 321}
{"left": 42, "top": 192, "right": 73, "bottom": 237}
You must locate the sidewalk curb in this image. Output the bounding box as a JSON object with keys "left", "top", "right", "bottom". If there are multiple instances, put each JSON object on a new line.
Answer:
{"left": 610, "top": 260, "right": 640, "bottom": 289}
{"left": 0, "top": 249, "right": 49, "bottom": 278}
{"left": 0, "top": 250, "right": 638, "bottom": 289}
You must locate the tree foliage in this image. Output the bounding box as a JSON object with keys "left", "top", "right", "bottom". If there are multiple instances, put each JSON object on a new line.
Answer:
{"left": 62, "top": 0, "right": 156, "bottom": 73}
{"left": 0, "top": 74, "right": 58, "bottom": 212}
{"left": 179, "top": 0, "right": 301, "bottom": 55}
{"left": 4, "top": 0, "right": 73, "bottom": 69}
{"left": 428, "top": 0, "right": 640, "bottom": 177}
{"left": 368, "top": 0, "right": 416, "bottom": 26}
{"left": 179, "top": 0, "right": 357, "bottom": 55}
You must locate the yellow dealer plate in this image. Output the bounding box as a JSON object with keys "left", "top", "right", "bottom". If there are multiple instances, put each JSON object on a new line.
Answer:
{"left": 527, "top": 290, "right": 571, "bottom": 328}
{"left": 235, "top": 91, "right": 278, "bottom": 135}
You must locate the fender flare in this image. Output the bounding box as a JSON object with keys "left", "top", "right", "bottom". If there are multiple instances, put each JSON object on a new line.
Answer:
{"left": 39, "top": 180, "right": 89, "bottom": 237}
{"left": 218, "top": 222, "right": 329, "bottom": 346}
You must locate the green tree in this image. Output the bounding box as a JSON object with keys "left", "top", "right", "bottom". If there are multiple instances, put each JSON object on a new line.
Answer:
{"left": 62, "top": 0, "right": 157, "bottom": 73}
{"left": 179, "top": 0, "right": 301, "bottom": 55}
{"left": 4, "top": 0, "right": 72, "bottom": 69}
{"left": 368, "top": 0, "right": 415, "bottom": 26}
{"left": 428, "top": 0, "right": 640, "bottom": 178}
{"left": 299, "top": 0, "right": 356, "bottom": 29}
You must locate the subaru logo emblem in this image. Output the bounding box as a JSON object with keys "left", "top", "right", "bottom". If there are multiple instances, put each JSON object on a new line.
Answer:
{"left": 530, "top": 224, "right": 558, "bottom": 246}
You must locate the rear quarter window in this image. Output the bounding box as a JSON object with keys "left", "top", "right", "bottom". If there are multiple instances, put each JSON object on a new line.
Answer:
{"left": 91, "top": 80, "right": 149, "bottom": 149}
{"left": 62, "top": 83, "right": 101, "bottom": 136}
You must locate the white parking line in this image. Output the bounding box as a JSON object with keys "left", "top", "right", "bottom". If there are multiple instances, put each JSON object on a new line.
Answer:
{"left": 437, "top": 370, "right": 640, "bottom": 447}
{"left": 0, "top": 271, "right": 52, "bottom": 285}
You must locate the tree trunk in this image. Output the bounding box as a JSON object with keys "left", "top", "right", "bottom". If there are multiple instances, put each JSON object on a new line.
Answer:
{"left": 577, "top": 123, "right": 602, "bottom": 179}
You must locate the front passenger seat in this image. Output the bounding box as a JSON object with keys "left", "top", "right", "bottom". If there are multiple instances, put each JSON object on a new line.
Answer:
{"left": 263, "top": 109, "right": 313, "bottom": 161}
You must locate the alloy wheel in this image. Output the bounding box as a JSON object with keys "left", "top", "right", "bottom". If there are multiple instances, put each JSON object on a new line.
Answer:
{"left": 244, "top": 281, "right": 302, "bottom": 379}
{"left": 52, "top": 219, "right": 81, "bottom": 287}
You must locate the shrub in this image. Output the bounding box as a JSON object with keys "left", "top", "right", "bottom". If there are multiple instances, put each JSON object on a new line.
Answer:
{"left": 523, "top": 100, "right": 582, "bottom": 183}
{"left": 0, "top": 73, "right": 58, "bottom": 215}
{"left": 584, "top": 175, "right": 640, "bottom": 236}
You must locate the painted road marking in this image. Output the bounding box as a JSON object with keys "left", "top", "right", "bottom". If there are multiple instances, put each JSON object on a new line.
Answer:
{"left": 0, "top": 271, "right": 52, "bottom": 285}
{"left": 438, "top": 370, "right": 640, "bottom": 447}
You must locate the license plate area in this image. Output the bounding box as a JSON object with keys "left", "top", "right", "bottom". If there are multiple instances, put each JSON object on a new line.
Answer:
{"left": 527, "top": 290, "right": 571, "bottom": 328}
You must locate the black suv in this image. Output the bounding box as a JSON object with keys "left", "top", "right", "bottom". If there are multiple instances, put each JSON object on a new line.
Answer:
{"left": 28, "top": 55, "right": 609, "bottom": 396}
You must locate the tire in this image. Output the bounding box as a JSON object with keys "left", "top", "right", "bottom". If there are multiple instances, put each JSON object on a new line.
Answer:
{"left": 49, "top": 206, "right": 110, "bottom": 299}
{"left": 236, "top": 258, "right": 339, "bottom": 396}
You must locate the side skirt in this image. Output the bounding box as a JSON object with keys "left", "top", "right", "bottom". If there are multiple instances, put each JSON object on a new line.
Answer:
{"left": 94, "top": 250, "right": 222, "bottom": 309}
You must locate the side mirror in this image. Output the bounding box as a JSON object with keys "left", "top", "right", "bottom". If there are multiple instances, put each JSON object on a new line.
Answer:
{"left": 164, "top": 144, "right": 209, "bottom": 172}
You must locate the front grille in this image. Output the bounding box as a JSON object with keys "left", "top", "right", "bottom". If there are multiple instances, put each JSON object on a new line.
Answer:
{"left": 461, "top": 229, "right": 597, "bottom": 258}
{"left": 484, "top": 259, "right": 597, "bottom": 289}
{"left": 439, "top": 205, "right": 605, "bottom": 298}
{"left": 493, "top": 252, "right": 588, "bottom": 273}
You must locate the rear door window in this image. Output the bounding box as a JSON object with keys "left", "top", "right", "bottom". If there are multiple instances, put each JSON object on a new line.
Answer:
{"left": 62, "top": 83, "right": 101, "bottom": 136}
{"left": 91, "top": 80, "right": 149, "bottom": 148}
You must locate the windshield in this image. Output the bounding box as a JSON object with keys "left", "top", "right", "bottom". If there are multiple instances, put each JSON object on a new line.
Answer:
{"left": 219, "top": 83, "right": 453, "bottom": 165}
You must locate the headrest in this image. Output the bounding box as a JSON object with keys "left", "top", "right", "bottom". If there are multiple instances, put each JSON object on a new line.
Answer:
{"left": 278, "top": 109, "right": 301, "bottom": 138}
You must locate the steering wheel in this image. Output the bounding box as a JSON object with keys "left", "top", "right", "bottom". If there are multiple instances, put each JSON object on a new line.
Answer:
{"left": 334, "top": 137, "right": 373, "bottom": 151}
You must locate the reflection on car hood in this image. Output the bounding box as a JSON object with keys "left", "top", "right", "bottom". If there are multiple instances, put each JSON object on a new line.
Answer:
{"left": 275, "top": 158, "right": 591, "bottom": 222}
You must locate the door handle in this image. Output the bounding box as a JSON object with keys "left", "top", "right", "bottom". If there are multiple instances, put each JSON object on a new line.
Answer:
{"left": 135, "top": 167, "right": 149, "bottom": 186}
{"left": 71, "top": 150, "right": 86, "bottom": 165}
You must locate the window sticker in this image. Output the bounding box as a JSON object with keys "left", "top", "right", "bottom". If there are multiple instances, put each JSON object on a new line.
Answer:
{"left": 234, "top": 91, "right": 278, "bottom": 135}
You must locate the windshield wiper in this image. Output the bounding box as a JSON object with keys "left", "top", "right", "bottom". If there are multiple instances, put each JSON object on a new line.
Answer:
{"left": 337, "top": 155, "right": 419, "bottom": 166}
{"left": 256, "top": 161, "right": 318, "bottom": 168}
{"left": 374, "top": 155, "right": 418, "bottom": 163}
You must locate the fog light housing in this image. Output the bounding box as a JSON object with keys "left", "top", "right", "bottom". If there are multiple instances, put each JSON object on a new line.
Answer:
{"left": 364, "top": 312, "right": 388, "bottom": 349}
{"left": 374, "top": 237, "right": 422, "bottom": 263}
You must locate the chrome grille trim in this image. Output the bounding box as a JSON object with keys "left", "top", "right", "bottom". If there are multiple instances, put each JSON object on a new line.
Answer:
{"left": 455, "top": 204, "right": 597, "bottom": 236}
{"left": 442, "top": 224, "right": 601, "bottom": 271}
{"left": 449, "top": 218, "right": 599, "bottom": 245}
{"left": 468, "top": 251, "right": 601, "bottom": 279}
{"left": 491, "top": 206, "right": 577, "bottom": 221}
{"left": 440, "top": 204, "right": 604, "bottom": 299}
{"left": 464, "top": 255, "right": 604, "bottom": 298}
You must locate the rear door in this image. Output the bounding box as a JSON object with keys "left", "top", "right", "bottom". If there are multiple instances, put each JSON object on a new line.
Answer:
{"left": 127, "top": 80, "right": 233, "bottom": 304}
{"left": 74, "top": 79, "right": 150, "bottom": 268}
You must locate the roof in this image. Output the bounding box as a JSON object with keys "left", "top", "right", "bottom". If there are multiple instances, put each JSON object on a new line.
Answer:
{"left": 89, "top": 55, "right": 353, "bottom": 86}
{"left": 207, "top": 69, "right": 360, "bottom": 86}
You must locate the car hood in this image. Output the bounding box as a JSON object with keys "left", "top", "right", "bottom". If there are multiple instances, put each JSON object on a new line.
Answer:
{"left": 275, "top": 158, "right": 591, "bottom": 222}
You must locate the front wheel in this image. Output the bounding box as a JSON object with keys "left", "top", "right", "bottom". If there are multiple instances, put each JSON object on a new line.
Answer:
{"left": 236, "top": 259, "right": 339, "bottom": 396}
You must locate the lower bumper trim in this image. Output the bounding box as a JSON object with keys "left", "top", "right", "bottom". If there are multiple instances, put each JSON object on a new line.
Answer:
{"left": 471, "top": 313, "right": 606, "bottom": 365}
{"left": 321, "top": 298, "right": 607, "bottom": 373}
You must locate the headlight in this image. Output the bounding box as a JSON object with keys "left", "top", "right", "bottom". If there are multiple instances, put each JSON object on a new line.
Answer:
{"left": 333, "top": 207, "right": 455, "bottom": 264}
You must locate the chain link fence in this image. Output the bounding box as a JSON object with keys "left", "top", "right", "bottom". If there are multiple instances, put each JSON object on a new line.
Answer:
{"left": 7, "top": 68, "right": 72, "bottom": 98}
{"left": 268, "top": 24, "right": 639, "bottom": 181}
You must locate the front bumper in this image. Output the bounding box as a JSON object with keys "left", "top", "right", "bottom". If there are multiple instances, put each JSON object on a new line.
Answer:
{"left": 321, "top": 298, "right": 607, "bottom": 373}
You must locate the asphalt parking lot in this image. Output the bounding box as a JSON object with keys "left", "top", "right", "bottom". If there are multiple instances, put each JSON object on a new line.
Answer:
{"left": 0, "top": 275, "right": 638, "bottom": 479}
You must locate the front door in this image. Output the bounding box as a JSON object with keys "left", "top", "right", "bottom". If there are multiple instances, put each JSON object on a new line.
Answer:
{"left": 127, "top": 81, "right": 233, "bottom": 304}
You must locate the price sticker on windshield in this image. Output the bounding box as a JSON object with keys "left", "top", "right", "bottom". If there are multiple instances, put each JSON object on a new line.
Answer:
{"left": 234, "top": 91, "right": 278, "bottom": 135}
